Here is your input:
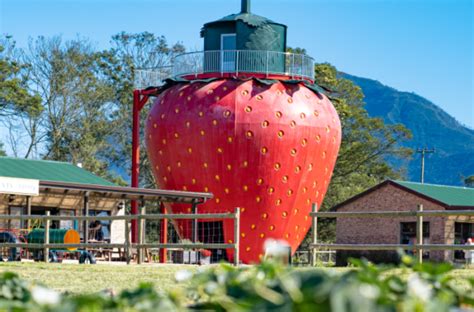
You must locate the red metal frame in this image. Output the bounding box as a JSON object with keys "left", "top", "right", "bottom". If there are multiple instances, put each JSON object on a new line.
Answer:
{"left": 159, "top": 202, "right": 167, "bottom": 263}
{"left": 132, "top": 88, "right": 165, "bottom": 260}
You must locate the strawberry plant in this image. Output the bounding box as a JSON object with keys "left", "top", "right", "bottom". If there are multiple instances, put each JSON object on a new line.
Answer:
{"left": 0, "top": 257, "right": 472, "bottom": 311}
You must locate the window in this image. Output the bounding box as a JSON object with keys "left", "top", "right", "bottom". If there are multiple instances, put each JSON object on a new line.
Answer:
{"left": 220, "top": 34, "right": 236, "bottom": 72}
{"left": 400, "top": 222, "right": 430, "bottom": 258}
{"left": 8, "top": 206, "right": 24, "bottom": 230}
{"left": 59, "top": 209, "right": 75, "bottom": 230}
{"left": 454, "top": 222, "right": 473, "bottom": 260}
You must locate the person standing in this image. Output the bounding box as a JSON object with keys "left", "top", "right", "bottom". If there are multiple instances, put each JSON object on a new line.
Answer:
{"left": 89, "top": 220, "right": 104, "bottom": 241}
{"left": 465, "top": 238, "right": 474, "bottom": 266}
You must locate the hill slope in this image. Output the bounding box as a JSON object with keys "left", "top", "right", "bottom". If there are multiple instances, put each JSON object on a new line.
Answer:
{"left": 343, "top": 73, "right": 474, "bottom": 186}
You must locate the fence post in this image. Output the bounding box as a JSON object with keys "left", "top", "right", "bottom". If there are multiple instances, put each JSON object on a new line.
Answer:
{"left": 311, "top": 203, "right": 318, "bottom": 266}
{"left": 416, "top": 204, "right": 424, "bottom": 264}
{"left": 26, "top": 196, "right": 31, "bottom": 230}
{"left": 125, "top": 217, "right": 131, "bottom": 265}
{"left": 137, "top": 205, "right": 145, "bottom": 264}
{"left": 192, "top": 203, "right": 198, "bottom": 243}
{"left": 43, "top": 211, "right": 50, "bottom": 263}
{"left": 236, "top": 51, "right": 239, "bottom": 76}
{"left": 159, "top": 203, "right": 168, "bottom": 263}
{"left": 234, "top": 207, "right": 240, "bottom": 266}
{"left": 266, "top": 51, "right": 269, "bottom": 77}
{"left": 83, "top": 193, "right": 89, "bottom": 244}
{"left": 194, "top": 54, "right": 198, "bottom": 79}
{"left": 220, "top": 51, "right": 224, "bottom": 77}
{"left": 300, "top": 54, "right": 304, "bottom": 78}
{"left": 292, "top": 53, "right": 295, "bottom": 79}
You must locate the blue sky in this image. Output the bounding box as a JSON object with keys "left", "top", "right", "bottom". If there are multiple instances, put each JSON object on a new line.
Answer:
{"left": 1, "top": 0, "right": 473, "bottom": 127}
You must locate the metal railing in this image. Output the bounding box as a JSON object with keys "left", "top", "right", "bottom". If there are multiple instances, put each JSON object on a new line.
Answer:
{"left": 134, "top": 65, "right": 173, "bottom": 89}
{"left": 134, "top": 50, "right": 315, "bottom": 88}
{"left": 0, "top": 208, "right": 241, "bottom": 265}
{"left": 292, "top": 250, "right": 335, "bottom": 266}
{"left": 173, "top": 50, "right": 314, "bottom": 80}
{"left": 309, "top": 204, "right": 474, "bottom": 265}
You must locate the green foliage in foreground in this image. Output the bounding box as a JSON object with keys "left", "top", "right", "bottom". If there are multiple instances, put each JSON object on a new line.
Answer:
{"left": 0, "top": 257, "right": 473, "bottom": 311}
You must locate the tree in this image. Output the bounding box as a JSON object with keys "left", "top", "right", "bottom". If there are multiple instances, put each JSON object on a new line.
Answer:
{"left": 0, "top": 142, "right": 6, "bottom": 156}
{"left": 1, "top": 33, "right": 184, "bottom": 184}
{"left": 0, "top": 37, "right": 42, "bottom": 117}
{"left": 99, "top": 32, "right": 185, "bottom": 188}
{"left": 303, "top": 63, "right": 412, "bottom": 245}
{"left": 286, "top": 47, "right": 307, "bottom": 55}
{"left": 317, "top": 63, "right": 412, "bottom": 206}
{"left": 0, "top": 37, "right": 42, "bottom": 157}
{"left": 464, "top": 175, "right": 474, "bottom": 187}
{"left": 8, "top": 36, "right": 118, "bottom": 177}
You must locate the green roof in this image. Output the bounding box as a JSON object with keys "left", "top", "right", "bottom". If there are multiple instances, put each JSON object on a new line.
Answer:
{"left": 0, "top": 157, "right": 115, "bottom": 186}
{"left": 205, "top": 12, "right": 279, "bottom": 27}
{"left": 395, "top": 180, "right": 474, "bottom": 207}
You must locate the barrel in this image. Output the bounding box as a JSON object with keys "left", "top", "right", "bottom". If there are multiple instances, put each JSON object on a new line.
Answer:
{"left": 27, "top": 229, "right": 80, "bottom": 251}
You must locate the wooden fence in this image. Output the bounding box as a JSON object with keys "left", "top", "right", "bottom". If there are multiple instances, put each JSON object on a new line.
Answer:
{"left": 0, "top": 207, "right": 241, "bottom": 265}
{"left": 292, "top": 250, "right": 335, "bottom": 266}
{"left": 309, "top": 203, "right": 474, "bottom": 265}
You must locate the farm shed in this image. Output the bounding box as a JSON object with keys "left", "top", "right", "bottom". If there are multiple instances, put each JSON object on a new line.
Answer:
{"left": 0, "top": 157, "right": 212, "bottom": 246}
{"left": 334, "top": 180, "right": 474, "bottom": 265}
{"left": 0, "top": 157, "right": 124, "bottom": 243}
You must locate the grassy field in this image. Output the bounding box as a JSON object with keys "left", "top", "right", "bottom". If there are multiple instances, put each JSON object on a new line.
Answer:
{"left": 0, "top": 262, "right": 197, "bottom": 294}
{"left": 1, "top": 262, "right": 473, "bottom": 295}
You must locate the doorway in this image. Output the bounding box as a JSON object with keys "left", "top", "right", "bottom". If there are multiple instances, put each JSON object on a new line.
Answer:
{"left": 220, "top": 34, "right": 236, "bottom": 72}
{"left": 198, "top": 221, "right": 226, "bottom": 262}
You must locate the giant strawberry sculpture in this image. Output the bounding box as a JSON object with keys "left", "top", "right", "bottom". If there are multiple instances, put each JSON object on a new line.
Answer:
{"left": 144, "top": 1, "right": 341, "bottom": 263}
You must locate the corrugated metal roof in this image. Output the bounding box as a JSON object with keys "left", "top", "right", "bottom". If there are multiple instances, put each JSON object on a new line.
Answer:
{"left": 395, "top": 180, "right": 474, "bottom": 207}
{"left": 203, "top": 12, "right": 286, "bottom": 29}
{"left": 0, "top": 157, "right": 114, "bottom": 186}
{"left": 207, "top": 13, "right": 275, "bottom": 26}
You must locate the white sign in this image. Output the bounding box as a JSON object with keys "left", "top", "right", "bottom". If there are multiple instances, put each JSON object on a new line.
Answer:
{"left": 0, "top": 177, "right": 39, "bottom": 196}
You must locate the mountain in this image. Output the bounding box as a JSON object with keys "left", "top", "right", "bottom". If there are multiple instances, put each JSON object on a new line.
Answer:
{"left": 343, "top": 73, "right": 474, "bottom": 186}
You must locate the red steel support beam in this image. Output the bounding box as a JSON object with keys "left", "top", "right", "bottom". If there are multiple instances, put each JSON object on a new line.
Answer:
{"left": 131, "top": 88, "right": 160, "bottom": 243}
{"left": 131, "top": 90, "right": 141, "bottom": 243}
{"left": 159, "top": 202, "right": 168, "bottom": 263}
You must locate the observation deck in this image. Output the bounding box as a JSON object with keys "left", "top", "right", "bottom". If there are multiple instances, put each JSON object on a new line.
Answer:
{"left": 174, "top": 50, "right": 314, "bottom": 82}
{"left": 135, "top": 50, "right": 314, "bottom": 88}
{"left": 134, "top": 0, "right": 316, "bottom": 89}
{"left": 135, "top": 50, "right": 314, "bottom": 89}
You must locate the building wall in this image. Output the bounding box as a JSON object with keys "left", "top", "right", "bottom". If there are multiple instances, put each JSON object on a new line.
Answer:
{"left": 445, "top": 215, "right": 474, "bottom": 261}
{"left": 110, "top": 207, "right": 125, "bottom": 244}
{"left": 204, "top": 23, "right": 236, "bottom": 51}
{"left": 335, "top": 183, "right": 446, "bottom": 264}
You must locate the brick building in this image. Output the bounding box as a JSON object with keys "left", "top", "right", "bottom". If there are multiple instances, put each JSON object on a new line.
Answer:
{"left": 334, "top": 180, "right": 474, "bottom": 265}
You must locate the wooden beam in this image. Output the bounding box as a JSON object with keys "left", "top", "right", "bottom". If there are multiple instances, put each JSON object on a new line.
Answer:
{"left": 83, "top": 193, "right": 89, "bottom": 244}
{"left": 416, "top": 204, "right": 424, "bottom": 264}
{"left": 43, "top": 211, "right": 50, "bottom": 262}
{"left": 311, "top": 210, "right": 474, "bottom": 218}
{"left": 310, "top": 243, "right": 474, "bottom": 251}
{"left": 26, "top": 196, "right": 31, "bottom": 230}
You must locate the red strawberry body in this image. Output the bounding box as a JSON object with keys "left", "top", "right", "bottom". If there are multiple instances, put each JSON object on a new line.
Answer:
{"left": 145, "top": 78, "right": 341, "bottom": 263}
